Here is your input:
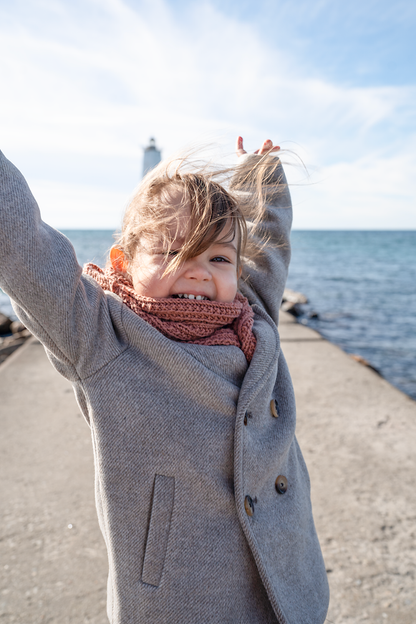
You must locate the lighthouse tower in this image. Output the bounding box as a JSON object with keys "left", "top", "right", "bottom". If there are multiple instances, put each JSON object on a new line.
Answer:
{"left": 142, "top": 137, "right": 161, "bottom": 177}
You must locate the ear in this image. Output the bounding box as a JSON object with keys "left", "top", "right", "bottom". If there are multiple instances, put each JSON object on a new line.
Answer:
{"left": 110, "top": 247, "right": 129, "bottom": 273}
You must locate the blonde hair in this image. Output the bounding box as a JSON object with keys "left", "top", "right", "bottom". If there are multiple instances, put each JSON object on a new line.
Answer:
{"left": 113, "top": 148, "right": 288, "bottom": 276}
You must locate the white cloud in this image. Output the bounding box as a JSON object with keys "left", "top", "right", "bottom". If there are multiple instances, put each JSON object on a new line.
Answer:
{"left": 29, "top": 179, "right": 127, "bottom": 229}
{"left": 291, "top": 149, "right": 416, "bottom": 229}
{"left": 0, "top": 0, "right": 414, "bottom": 228}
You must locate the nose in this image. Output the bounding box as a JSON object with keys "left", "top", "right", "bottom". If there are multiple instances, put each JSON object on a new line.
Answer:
{"left": 183, "top": 257, "right": 212, "bottom": 281}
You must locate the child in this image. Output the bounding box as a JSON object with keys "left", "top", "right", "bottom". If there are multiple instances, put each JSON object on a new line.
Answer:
{"left": 0, "top": 137, "right": 329, "bottom": 624}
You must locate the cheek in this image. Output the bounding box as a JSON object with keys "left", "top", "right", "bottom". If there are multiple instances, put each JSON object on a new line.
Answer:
{"left": 130, "top": 254, "right": 177, "bottom": 298}
{"left": 217, "top": 268, "right": 239, "bottom": 300}
{"left": 130, "top": 255, "right": 162, "bottom": 288}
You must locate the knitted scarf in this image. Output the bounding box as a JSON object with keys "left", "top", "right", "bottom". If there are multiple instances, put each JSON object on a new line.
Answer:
{"left": 84, "top": 264, "right": 257, "bottom": 362}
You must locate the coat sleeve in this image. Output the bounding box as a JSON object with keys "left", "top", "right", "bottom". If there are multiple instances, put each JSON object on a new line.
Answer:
{"left": 0, "top": 151, "right": 127, "bottom": 380}
{"left": 236, "top": 153, "right": 292, "bottom": 325}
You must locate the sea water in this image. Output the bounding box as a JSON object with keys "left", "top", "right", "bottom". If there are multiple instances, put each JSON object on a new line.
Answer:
{"left": 287, "top": 231, "right": 416, "bottom": 401}
{"left": 0, "top": 230, "right": 115, "bottom": 321}
{"left": 1, "top": 230, "right": 415, "bottom": 401}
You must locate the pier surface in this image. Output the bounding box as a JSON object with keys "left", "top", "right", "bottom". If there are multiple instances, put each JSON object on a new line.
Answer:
{"left": 280, "top": 313, "right": 416, "bottom": 624}
{"left": 1, "top": 312, "right": 415, "bottom": 623}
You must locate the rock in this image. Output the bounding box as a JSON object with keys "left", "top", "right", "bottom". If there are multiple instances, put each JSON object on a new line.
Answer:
{"left": 0, "top": 313, "right": 12, "bottom": 335}
{"left": 282, "top": 288, "right": 308, "bottom": 305}
{"left": 10, "top": 320, "right": 27, "bottom": 334}
{"left": 350, "top": 354, "right": 382, "bottom": 376}
{"left": 281, "top": 301, "right": 303, "bottom": 316}
{"left": 12, "top": 329, "right": 31, "bottom": 339}
{"left": 281, "top": 289, "right": 308, "bottom": 316}
{"left": 0, "top": 331, "right": 31, "bottom": 365}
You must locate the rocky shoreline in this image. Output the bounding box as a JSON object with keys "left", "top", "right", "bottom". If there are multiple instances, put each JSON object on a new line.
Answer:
{"left": 0, "top": 314, "right": 32, "bottom": 366}
{"left": 281, "top": 289, "right": 383, "bottom": 377}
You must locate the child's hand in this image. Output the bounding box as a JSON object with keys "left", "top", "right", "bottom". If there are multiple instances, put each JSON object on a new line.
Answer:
{"left": 236, "top": 136, "right": 280, "bottom": 157}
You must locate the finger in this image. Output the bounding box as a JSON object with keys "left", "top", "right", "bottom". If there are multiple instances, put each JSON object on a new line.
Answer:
{"left": 255, "top": 143, "right": 280, "bottom": 155}
{"left": 236, "top": 135, "right": 246, "bottom": 156}
{"left": 258, "top": 139, "right": 273, "bottom": 155}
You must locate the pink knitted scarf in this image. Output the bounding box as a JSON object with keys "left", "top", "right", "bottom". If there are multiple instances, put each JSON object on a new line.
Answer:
{"left": 84, "top": 264, "right": 257, "bottom": 362}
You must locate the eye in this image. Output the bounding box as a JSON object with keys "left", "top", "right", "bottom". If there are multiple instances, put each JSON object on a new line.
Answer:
{"left": 159, "top": 249, "right": 180, "bottom": 259}
{"left": 211, "top": 256, "right": 230, "bottom": 263}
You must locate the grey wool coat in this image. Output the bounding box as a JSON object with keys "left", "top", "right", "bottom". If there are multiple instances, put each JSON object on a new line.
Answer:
{"left": 0, "top": 150, "right": 329, "bottom": 624}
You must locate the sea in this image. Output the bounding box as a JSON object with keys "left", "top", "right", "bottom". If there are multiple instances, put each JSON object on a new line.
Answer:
{"left": 1, "top": 230, "right": 415, "bottom": 401}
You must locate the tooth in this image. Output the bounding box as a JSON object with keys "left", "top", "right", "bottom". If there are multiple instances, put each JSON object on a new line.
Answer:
{"left": 196, "top": 295, "right": 202, "bottom": 300}
{"left": 188, "top": 294, "right": 195, "bottom": 299}
{"left": 183, "top": 294, "right": 188, "bottom": 298}
{"left": 178, "top": 294, "right": 183, "bottom": 298}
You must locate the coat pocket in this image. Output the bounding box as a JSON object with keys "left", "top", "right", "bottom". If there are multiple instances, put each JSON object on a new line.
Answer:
{"left": 141, "top": 474, "right": 175, "bottom": 587}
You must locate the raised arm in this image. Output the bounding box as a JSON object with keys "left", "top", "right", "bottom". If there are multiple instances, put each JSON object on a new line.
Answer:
{"left": 0, "top": 151, "right": 126, "bottom": 380}
{"left": 235, "top": 137, "right": 292, "bottom": 326}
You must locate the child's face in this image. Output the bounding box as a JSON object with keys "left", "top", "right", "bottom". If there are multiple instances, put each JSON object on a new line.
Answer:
{"left": 129, "top": 207, "right": 240, "bottom": 302}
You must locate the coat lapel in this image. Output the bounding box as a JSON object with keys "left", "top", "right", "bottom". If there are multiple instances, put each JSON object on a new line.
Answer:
{"left": 237, "top": 305, "right": 280, "bottom": 411}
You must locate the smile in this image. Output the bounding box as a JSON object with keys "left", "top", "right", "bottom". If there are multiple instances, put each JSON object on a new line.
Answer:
{"left": 171, "top": 294, "right": 210, "bottom": 301}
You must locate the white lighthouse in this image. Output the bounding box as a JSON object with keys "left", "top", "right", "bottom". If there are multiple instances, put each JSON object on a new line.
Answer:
{"left": 142, "top": 137, "right": 161, "bottom": 177}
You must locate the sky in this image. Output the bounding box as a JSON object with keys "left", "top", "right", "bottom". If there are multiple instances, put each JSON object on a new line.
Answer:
{"left": 0, "top": 0, "right": 415, "bottom": 229}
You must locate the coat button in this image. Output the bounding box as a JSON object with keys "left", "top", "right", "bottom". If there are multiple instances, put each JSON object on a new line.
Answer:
{"left": 275, "top": 475, "right": 288, "bottom": 494}
{"left": 244, "top": 495, "right": 254, "bottom": 516}
{"left": 270, "top": 399, "right": 279, "bottom": 418}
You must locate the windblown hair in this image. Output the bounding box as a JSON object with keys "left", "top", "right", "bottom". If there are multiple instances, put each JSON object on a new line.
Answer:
{"left": 112, "top": 147, "right": 288, "bottom": 277}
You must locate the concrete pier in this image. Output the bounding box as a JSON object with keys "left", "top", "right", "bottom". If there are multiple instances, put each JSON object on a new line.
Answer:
{"left": 1, "top": 313, "right": 415, "bottom": 623}
{"left": 280, "top": 313, "right": 416, "bottom": 624}
{"left": 0, "top": 340, "right": 107, "bottom": 623}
